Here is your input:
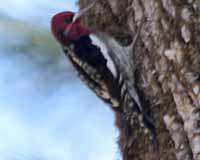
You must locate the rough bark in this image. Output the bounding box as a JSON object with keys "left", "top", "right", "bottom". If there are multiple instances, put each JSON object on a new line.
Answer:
{"left": 77, "top": 0, "right": 200, "bottom": 159}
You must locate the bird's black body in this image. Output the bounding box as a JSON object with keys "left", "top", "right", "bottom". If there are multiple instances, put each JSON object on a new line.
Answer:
{"left": 63, "top": 35, "right": 122, "bottom": 110}
{"left": 73, "top": 36, "right": 107, "bottom": 70}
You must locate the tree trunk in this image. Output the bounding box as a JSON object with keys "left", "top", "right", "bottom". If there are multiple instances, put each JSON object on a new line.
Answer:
{"left": 78, "top": 0, "right": 200, "bottom": 159}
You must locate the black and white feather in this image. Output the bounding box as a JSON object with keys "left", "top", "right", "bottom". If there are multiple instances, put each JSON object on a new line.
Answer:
{"left": 62, "top": 32, "right": 156, "bottom": 141}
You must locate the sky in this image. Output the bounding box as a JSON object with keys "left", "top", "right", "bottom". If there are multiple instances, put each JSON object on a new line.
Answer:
{"left": 0, "top": 0, "right": 120, "bottom": 160}
{"left": 0, "top": 0, "right": 77, "bottom": 22}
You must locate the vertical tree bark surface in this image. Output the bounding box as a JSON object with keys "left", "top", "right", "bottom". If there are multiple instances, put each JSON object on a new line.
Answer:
{"left": 78, "top": 0, "right": 200, "bottom": 160}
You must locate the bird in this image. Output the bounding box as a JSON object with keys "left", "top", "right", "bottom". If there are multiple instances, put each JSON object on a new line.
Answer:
{"left": 51, "top": 4, "right": 157, "bottom": 146}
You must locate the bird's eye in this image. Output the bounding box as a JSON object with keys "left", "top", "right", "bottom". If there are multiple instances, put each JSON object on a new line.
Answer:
{"left": 57, "top": 28, "right": 65, "bottom": 36}
{"left": 64, "top": 16, "right": 73, "bottom": 23}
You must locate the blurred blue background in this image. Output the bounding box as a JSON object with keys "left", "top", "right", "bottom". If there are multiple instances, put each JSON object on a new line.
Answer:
{"left": 0, "top": 0, "right": 120, "bottom": 159}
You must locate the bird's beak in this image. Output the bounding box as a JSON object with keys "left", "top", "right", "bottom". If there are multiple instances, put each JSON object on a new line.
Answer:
{"left": 73, "top": 2, "right": 96, "bottom": 22}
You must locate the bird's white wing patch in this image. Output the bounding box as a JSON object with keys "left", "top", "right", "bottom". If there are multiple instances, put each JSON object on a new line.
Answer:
{"left": 90, "top": 34, "right": 117, "bottom": 77}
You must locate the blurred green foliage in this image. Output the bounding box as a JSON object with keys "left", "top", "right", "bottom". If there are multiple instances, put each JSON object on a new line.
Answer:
{"left": 0, "top": 14, "right": 77, "bottom": 86}
{"left": 0, "top": 14, "right": 60, "bottom": 64}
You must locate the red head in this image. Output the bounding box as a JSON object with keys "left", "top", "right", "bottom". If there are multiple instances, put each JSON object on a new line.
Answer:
{"left": 51, "top": 11, "right": 89, "bottom": 45}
